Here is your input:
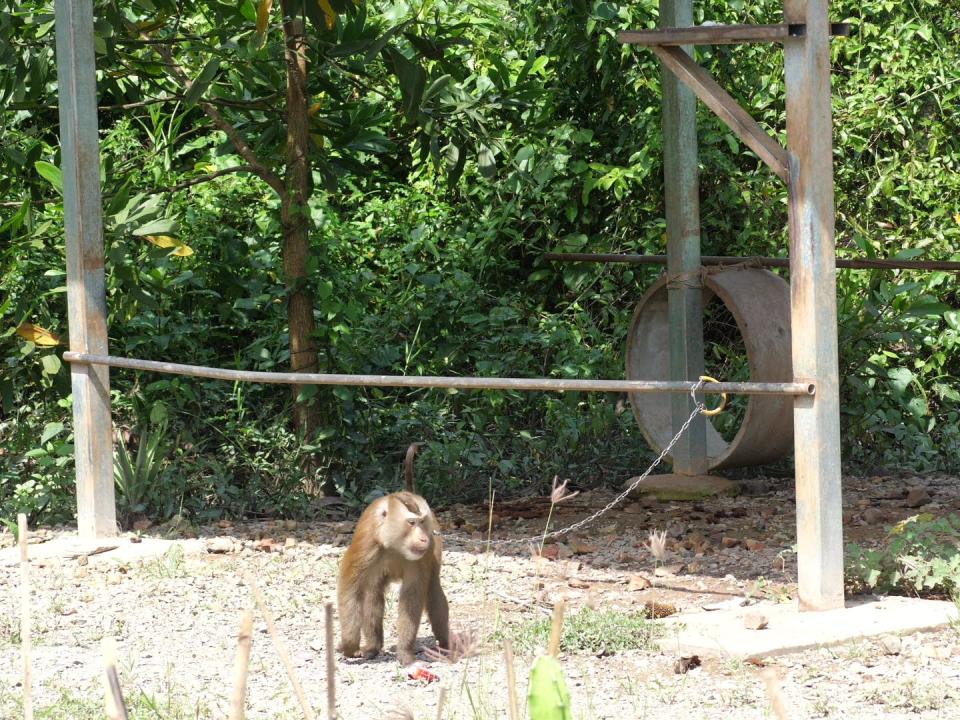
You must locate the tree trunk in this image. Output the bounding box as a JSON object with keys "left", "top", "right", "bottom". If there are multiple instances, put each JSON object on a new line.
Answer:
{"left": 280, "top": 4, "right": 331, "bottom": 495}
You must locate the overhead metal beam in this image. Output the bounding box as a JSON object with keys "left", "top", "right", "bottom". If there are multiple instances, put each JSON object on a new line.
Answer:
{"left": 618, "top": 22, "right": 851, "bottom": 46}
{"left": 55, "top": 0, "right": 116, "bottom": 540}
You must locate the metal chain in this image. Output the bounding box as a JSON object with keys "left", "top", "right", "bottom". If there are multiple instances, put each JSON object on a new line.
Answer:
{"left": 452, "top": 378, "right": 709, "bottom": 548}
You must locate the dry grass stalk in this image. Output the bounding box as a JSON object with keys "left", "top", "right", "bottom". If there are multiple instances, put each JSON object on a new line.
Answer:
{"left": 246, "top": 575, "right": 317, "bottom": 720}
{"left": 503, "top": 639, "right": 520, "bottom": 720}
{"left": 229, "top": 609, "right": 254, "bottom": 720}
{"left": 324, "top": 602, "right": 336, "bottom": 720}
{"left": 18, "top": 514, "right": 33, "bottom": 720}
{"left": 548, "top": 600, "right": 566, "bottom": 658}
{"left": 424, "top": 629, "right": 480, "bottom": 665}
{"left": 760, "top": 667, "right": 790, "bottom": 720}
{"left": 102, "top": 636, "right": 129, "bottom": 720}
{"left": 434, "top": 686, "right": 447, "bottom": 720}
{"left": 648, "top": 529, "right": 668, "bottom": 564}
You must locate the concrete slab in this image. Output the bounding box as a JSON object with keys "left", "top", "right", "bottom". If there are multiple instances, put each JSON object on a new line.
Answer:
{"left": 0, "top": 534, "right": 205, "bottom": 568}
{"left": 626, "top": 473, "right": 739, "bottom": 501}
{"left": 657, "top": 596, "right": 959, "bottom": 659}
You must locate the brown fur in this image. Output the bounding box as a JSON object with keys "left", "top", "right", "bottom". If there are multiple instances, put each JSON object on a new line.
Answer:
{"left": 337, "top": 479, "right": 449, "bottom": 665}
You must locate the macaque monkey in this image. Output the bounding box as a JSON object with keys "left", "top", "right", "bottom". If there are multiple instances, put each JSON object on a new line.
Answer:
{"left": 337, "top": 442, "right": 449, "bottom": 665}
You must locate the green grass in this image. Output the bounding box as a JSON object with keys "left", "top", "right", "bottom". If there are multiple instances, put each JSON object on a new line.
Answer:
{"left": 502, "top": 606, "right": 661, "bottom": 655}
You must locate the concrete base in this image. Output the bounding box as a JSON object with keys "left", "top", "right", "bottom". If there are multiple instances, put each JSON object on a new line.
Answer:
{"left": 626, "top": 473, "right": 739, "bottom": 501}
{"left": 657, "top": 596, "right": 959, "bottom": 659}
{"left": 0, "top": 535, "right": 205, "bottom": 568}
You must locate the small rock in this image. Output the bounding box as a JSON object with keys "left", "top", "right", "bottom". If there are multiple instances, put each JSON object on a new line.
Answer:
{"left": 257, "top": 538, "right": 277, "bottom": 552}
{"left": 654, "top": 562, "right": 684, "bottom": 577}
{"left": 284, "top": 519, "right": 298, "bottom": 531}
{"left": 106, "top": 571, "right": 123, "bottom": 585}
{"left": 207, "top": 537, "right": 235, "bottom": 554}
{"left": 743, "top": 612, "right": 769, "bottom": 630}
{"left": 905, "top": 487, "right": 931, "bottom": 507}
{"left": 556, "top": 543, "right": 574, "bottom": 560}
{"left": 569, "top": 539, "right": 596, "bottom": 555}
{"left": 77, "top": 554, "right": 89, "bottom": 566}
{"left": 879, "top": 635, "right": 902, "bottom": 655}
{"left": 538, "top": 545, "right": 560, "bottom": 561}
{"left": 674, "top": 655, "right": 701, "bottom": 674}
{"left": 616, "top": 551, "right": 635, "bottom": 563}
{"left": 721, "top": 537, "right": 741, "bottom": 548}
{"left": 568, "top": 578, "right": 592, "bottom": 589}
{"left": 744, "top": 538, "right": 765, "bottom": 552}
{"left": 132, "top": 518, "right": 153, "bottom": 532}
{"left": 628, "top": 574, "right": 652, "bottom": 591}
{"left": 862, "top": 508, "right": 885, "bottom": 524}
{"left": 218, "top": 519, "right": 233, "bottom": 529}
{"left": 285, "top": 537, "right": 297, "bottom": 548}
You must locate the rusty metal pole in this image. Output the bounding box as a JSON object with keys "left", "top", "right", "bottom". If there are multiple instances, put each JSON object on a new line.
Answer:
{"left": 661, "top": 0, "right": 709, "bottom": 476}
{"left": 56, "top": 0, "right": 117, "bottom": 539}
{"left": 784, "top": 0, "right": 844, "bottom": 610}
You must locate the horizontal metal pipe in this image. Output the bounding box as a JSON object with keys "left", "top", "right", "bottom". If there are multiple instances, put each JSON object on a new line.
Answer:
{"left": 63, "top": 352, "right": 816, "bottom": 396}
{"left": 543, "top": 252, "right": 960, "bottom": 272}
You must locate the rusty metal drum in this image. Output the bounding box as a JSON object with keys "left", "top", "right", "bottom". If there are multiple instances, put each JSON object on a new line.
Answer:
{"left": 625, "top": 268, "right": 794, "bottom": 469}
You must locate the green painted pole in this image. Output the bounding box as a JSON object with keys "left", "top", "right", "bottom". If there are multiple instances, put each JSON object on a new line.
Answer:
{"left": 660, "top": 0, "right": 708, "bottom": 475}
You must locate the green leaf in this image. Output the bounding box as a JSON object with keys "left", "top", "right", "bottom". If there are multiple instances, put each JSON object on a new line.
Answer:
{"left": 133, "top": 218, "right": 178, "bottom": 236}
{"left": 40, "top": 422, "right": 65, "bottom": 445}
{"left": 184, "top": 59, "right": 221, "bottom": 108}
{"left": 34, "top": 161, "right": 64, "bottom": 195}
{"left": 385, "top": 47, "right": 426, "bottom": 122}
{"left": 422, "top": 74, "right": 452, "bottom": 104}
{"left": 527, "top": 655, "right": 572, "bottom": 720}
{"left": 41, "top": 354, "right": 62, "bottom": 376}
{"left": 478, "top": 145, "right": 496, "bottom": 179}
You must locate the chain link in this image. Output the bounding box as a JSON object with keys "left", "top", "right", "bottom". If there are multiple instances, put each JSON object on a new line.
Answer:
{"left": 451, "top": 378, "right": 709, "bottom": 548}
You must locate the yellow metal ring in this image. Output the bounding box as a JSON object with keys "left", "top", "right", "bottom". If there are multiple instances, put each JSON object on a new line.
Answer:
{"left": 698, "top": 375, "right": 727, "bottom": 416}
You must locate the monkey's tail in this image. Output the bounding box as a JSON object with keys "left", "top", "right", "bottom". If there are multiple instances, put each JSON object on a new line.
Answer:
{"left": 404, "top": 442, "right": 425, "bottom": 493}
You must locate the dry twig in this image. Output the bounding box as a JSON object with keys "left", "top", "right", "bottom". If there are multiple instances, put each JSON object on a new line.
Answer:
{"left": 549, "top": 600, "right": 566, "bottom": 657}
{"left": 325, "top": 602, "right": 337, "bottom": 720}
{"left": 246, "top": 576, "right": 317, "bottom": 720}
{"left": 229, "top": 609, "right": 254, "bottom": 720}
{"left": 18, "top": 514, "right": 33, "bottom": 720}
{"left": 102, "top": 637, "right": 129, "bottom": 720}
{"left": 503, "top": 639, "right": 520, "bottom": 720}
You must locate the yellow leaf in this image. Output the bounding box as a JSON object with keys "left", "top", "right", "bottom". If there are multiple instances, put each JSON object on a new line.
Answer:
{"left": 308, "top": 102, "right": 323, "bottom": 117}
{"left": 256, "top": 0, "right": 274, "bottom": 35}
{"left": 170, "top": 244, "right": 195, "bottom": 257}
{"left": 16, "top": 323, "right": 60, "bottom": 346}
{"left": 146, "top": 235, "right": 178, "bottom": 248}
{"left": 317, "top": 0, "right": 337, "bottom": 30}
{"left": 953, "top": 212, "right": 960, "bottom": 226}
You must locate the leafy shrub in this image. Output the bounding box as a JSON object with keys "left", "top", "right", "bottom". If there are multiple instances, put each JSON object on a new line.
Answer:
{"left": 505, "top": 606, "right": 660, "bottom": 655}
{"left": 846, "top": 514, "right": 960, "bottom": 596}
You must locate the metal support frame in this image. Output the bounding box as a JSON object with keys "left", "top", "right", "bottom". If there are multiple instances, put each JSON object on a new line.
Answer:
{"left": 784, "top": 0, "right": 844, "bottom": 610}
{"left": 620, "top": 1, "right": 845, "bottom": 609}
{"left": 56, "top": 0, "right": 116, "bottom": 540}
{"left": 661, "top": 0, "right": 709, "bottom": 477}
{"left": 55, "top": 0, "right": 844, "bottom": 613}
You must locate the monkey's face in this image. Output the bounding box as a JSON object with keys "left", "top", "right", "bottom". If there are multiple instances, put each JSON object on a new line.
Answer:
{"left": 400, "top": 514, "right": 432, "bottom": 561}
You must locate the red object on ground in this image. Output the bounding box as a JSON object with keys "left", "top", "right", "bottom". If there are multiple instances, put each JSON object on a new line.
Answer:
{"left": 407, "top": 664, "right": 440, "bottom": 683}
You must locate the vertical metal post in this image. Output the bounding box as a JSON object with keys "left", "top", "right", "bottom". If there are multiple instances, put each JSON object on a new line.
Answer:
{"left": 56, "top": 0, "right": 117, "bottom": 539}
{"left": 784, "top": 0, "right": 844, "bottom": 610}
{"left": 661, "top": 0, "right": 708, "bottom": 475}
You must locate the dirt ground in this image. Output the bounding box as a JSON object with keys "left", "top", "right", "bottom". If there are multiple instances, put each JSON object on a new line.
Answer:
{"left": 2, "top": 471, "right": 959, "bottom": 719}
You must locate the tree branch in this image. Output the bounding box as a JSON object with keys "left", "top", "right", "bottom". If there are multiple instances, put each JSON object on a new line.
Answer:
{"left": 161, "top": 165, "right": 256, "bottom": 193}
{"left": 140, "top": 28, "right": 285, "bottom": 195}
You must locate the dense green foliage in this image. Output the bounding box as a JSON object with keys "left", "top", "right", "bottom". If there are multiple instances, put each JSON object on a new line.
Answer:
{"left": 1, "top": 0, "right": 958, "bottom": 525}
{"left": 846, "top": 513, "right": 960, "bottom": 597}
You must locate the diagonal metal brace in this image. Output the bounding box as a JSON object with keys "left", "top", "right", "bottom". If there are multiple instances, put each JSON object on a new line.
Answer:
{"left": 651, "top": 45, "right": 790, "bottom": 183}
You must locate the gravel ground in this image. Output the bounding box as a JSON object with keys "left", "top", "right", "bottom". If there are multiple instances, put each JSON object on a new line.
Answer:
{"left": 1, "top": 472, "right": 959, "bottom": 719}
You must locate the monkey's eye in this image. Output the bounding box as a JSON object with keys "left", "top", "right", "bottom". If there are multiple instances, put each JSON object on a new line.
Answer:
{"left": 407, "top": 518, "right": 416, "bottom": 526}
